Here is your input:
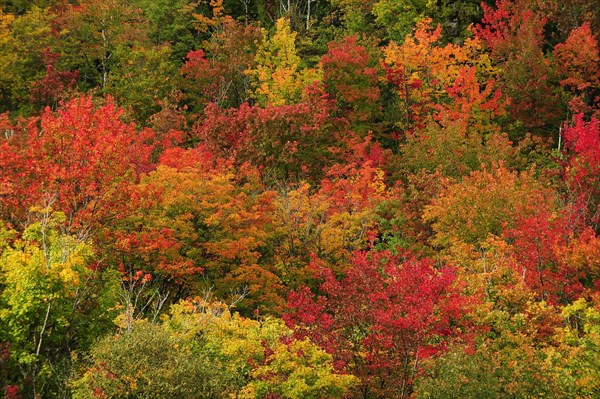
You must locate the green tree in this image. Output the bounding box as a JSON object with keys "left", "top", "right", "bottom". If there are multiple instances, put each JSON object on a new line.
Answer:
{"left": 58, "top": 0, "right": 149, "bottom": 91}
{"left": 0, "top": 6, "right": 56, "bottom": 114}
{"left": 0, "top": 211, "right": 120, "bottom": 398}
{"left": 106, "top": 44, "right": 179, "bottom": 124}
{"left": 372, "top": 0, "right": 427, "bottom": 40}
{"left": 133, "top": 0, "right": 200, "bottom": 61}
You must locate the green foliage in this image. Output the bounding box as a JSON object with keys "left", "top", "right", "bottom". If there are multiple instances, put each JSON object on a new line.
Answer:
{"left": 427, "top": 0, "right": 485, "bottom": 41}
{"left": 0, "top": 210, "right": 120, "bottom": 398}
{"left": 414, "top": 343, "right": 559, "bottom": 399}
{"left": 72, "top": 299, "right": 355, "bottom": 399}
{"left": 549, "top": 298, "right": 600, "bottom": 398}
{"left": 58, "top": 0, "right": 150, "bottom": 91}
{"left": 73, "top": 320, "right": 231, "bottom": 399}
{"left": 0, "top": 6, "right": 55, "bottom": 113}
{"left": 372, "top": 0, "right": 427, "bottom": 40}
{"left": 243, "top": 338, "right": 356, "bottom": 399}
{"left": 399, "top": 117, "right": 515, "bottom": 179}
{"left": 132, "top": 0, "right": 200, "bottom": 61}
{"left": 416, "top": 298, "right": 600, "bottom": 399}
{"left": 329, "top": 0, "right": 378, "bottom": 35}
{"left": 107, "top": 44, "right": 179, "bottom": 124}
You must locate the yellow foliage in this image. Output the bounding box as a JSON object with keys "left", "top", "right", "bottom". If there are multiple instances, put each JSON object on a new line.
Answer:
{"left": 247, "top": 18, "right": 320, "bottom": 106}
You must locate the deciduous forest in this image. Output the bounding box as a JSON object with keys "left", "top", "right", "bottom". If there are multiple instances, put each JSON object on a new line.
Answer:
{"left": 0, "top": 0, "right": 599, "bottom": 398}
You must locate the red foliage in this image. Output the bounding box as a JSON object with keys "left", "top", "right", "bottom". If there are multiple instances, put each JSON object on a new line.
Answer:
{"left": 553, "top": 23, "right": 600, "bottom": 116}
{"left": 562, "top": 114, "right": 600, "bottom": 229}
{"left": 157, "top": 145, "right": 215, "bottom": 170}
{"left": 181, "top": 49, "right": 219, "bottom": 108}
{"left": 475, "top": 0, "right": 563, "bottom": 131}
{"left": 321, "top": 37, "right": 382, "bottom": 125}
{"left": 196, "top": 90, "right": 347, "bottom": 181}
{"left": 442, "top": 66, "right": 505, "bottom": 123}
{"left": 5, "top": 385, "right": 21, "bottom": 399}
{"left": 505, "top": 210, "right": 584, "bottom": 304}
{"left": 181, "top": 19, "right": 262, "bottom": 114}
{"left": 475, "top": 0, "right": 518, "bottom": 56}
{"left": 318, "top": 137, "right": 387, "bottom": 234}
{"left": 0, "top": 96, "right": 153, "bottom": 232}
{"left": 286, "top": 251, "right": 473, "bottom": 398}
{"left": 29, "top": 50, "right": 79, "bottom": 109}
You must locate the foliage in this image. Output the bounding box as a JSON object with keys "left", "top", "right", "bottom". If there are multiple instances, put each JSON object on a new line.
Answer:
{"left": 372, "top": 0, "right": 427, "bottom": 40}
{"left": 196, "top": 89, "right": 342, "bottom": 182}
{"left": 247, "top": 18, "right": 319, "bottom": 107}
{"left": 181, "top": 18, "right": 262, "bottom": 114}
{"left": 553, "top": 23, "right": 600, "bottom": 117}
{"left": 0, "top": 6, "right": 57, "bottom": 113}
{"left": 106, "top": 44, "right": 179, "bottom": 124}
{"left": 383, "top": 18, "right": 498, "bottom": 135}
{"left": 286, "top": 250, "right": 473, "bottom": 399}
{"left": 474, "top": 0, "right": 566, "bottom": 137}
{"left": 0, "top": 96, "right": 150, "bottom": 234}
{"left": 105, "top": 146, "right": 281, "bottom": 313}
{"left": 72, "top": 299, "right": 355, "bottom": 399}
{"left": 562, "top": 115, "right": 600, "bottom": 231}
{"left": 0, "top": 212, "right": 120, "bottom": 398}
{"left": 321, "top": 36, "right": 382, "bottom": 131}
{"left": 423, "top": 164, "right": 552, "bottom": 248}
{"left": 1, "top": 1, "right": 600, "bottom": 398}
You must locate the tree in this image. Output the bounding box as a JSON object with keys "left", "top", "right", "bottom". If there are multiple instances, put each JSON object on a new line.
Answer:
{"left": 0, "top": 96, "right": 152, "bottom": 235}
{"left": 372, "top": 0, "right": 426, "bottom": 40}
{"left": 383, "top": 18, "right": 497, "bottom": 135}
{"left": 29, "top": 50, "right": 79, "bottom": 111}
{"left": 0, "top": 6, "right": 57, "bottom": 114}
{"left": 553, "top": 23, "right": 600, "bottom": 117}
{"left": 550, "top": 297, "right": 600, "bottom": 398}
{"left": 286, "top": 250, "right": 472, "bottom": 399}
{"left": 104, "top": 146, "right": 283, "bottom": 314}
{"left": 423, "top": 164, "right": 552, "bottom": 249}
{"left": 398, "top": 66, "right": 513, "bottom": 179}
{"left": 247, "top": 17, "right": 319, "bottom": 107}
{"left": 503, "top": 206, "right": 599, "bottom": 304}
{"left": 106, "top": 44, "right": 179, "bottom": 124}
{"left": 58, "top": 0, "right": 149, "bottom": 90}
{"left": 562, "top": 115, "right": 600, "bottom": 231}
{"left": 321, "top": 36, "right": 382, "bottom": 131}
{"left": 0, "top": 212, "right": 120, "bottom": 399}
{"left": 181, "top": 18, "right": 262, "bottom": 114}
{"left": 328, "top": 0, "right": 378, "bottom": 35}
{"left": 474, "top": 0, "right": 565, "bottom": 137}
{"left": 132, "top": 0, "right": 200, "bottom": 61}
{"left": 427, "top": 0, "right": 488, "bottom": 41}
{"left": 271, "top": 137, "right": 389, "bottom": 285}
{"left": 196, "top": 88, "right": 342, "bottom": 183}
{"left": 415, "top": 295, "right": 600, "bottom": 399}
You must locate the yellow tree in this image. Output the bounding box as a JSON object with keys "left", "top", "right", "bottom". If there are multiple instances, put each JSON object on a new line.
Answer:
{"left": 247, "top": 18, "right": 319, "bottom": 107}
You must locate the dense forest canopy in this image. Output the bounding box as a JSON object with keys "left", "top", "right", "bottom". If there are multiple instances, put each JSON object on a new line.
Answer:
{"left": 0, "top": 0, "right": 599, "bottom": 398}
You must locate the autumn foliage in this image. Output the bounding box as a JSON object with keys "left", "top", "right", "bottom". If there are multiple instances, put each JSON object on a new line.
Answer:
{"left": 0, "top": 0, "right": 599, "bottom": 398}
